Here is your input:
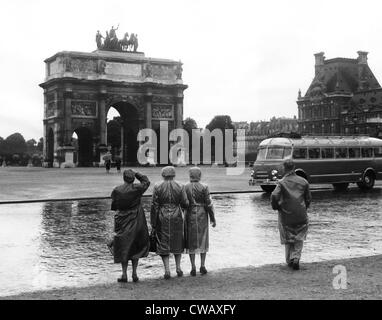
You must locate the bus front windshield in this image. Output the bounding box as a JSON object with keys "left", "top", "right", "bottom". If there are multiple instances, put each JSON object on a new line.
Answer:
{"left": 257, "top": 147, "right": 292, "bottom": 160}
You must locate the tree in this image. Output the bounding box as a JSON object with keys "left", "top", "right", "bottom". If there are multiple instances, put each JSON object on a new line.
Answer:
{"left": 206, "top": 115, "right": 234, "bottom": 131}
{"left": 183, "top": 117, "right": 198, "bottom": 163}
{"left": 206, "top": 115, "right": 235, "bottom": 163}
{"left": 3, "top": 133, "right": 27, "bottom": 155}
{"left": 37, "top": 137, "right": 44, "bottom": 152}
{"left": 0, "top": 136, "right": 4, "bottom": 155}
{"left": 107, "top": 117, "right": 122, "bottom": 150}
{"left": 26, "top": 139, "right": 37, "bottom": 155}
{"left": 183, "top": 117, "right": 198, "bottom": 133}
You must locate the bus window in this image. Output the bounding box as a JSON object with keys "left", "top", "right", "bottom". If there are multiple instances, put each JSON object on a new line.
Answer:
{"left": 349, "top": 148, "right": 361, "bottom": 158}
{"left": 284, "top": 148, "right": 292, "bottom": 159}
{"left": 335, "top": 148, "right": 348, "bottom": 158}
{"left": 374, "top": 147, "right": 382, "bottom": 158}
{"left": 293, "top": 148, "right": 307, "bottom": 159}
{"left": 266, "top": 147, "right": 284, "bottom": 160}
{"left": 361, "top": 148, "right": 373, "bottom": 158}
{"left": 321, "top": 148, "right": 334, "bottom": 159}
{"left": 256, "top": 148, "right": 267, "bottom": 161}
{"left": 308, "top": 148, "right": 320, "bottom": 159}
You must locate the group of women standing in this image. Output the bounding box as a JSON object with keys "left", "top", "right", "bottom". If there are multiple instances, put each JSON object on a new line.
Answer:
{"left": 109, "top": 166, "right": 216, "bottom": 283}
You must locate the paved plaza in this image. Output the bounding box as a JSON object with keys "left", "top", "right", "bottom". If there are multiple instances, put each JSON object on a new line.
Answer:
{"left": 0, "top": 166, "right": 253, "bottom": 202}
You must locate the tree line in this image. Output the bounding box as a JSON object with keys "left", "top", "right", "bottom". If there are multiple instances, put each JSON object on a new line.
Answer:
{"left": 0, "top": 133, "right": 43, "bottom": 166}
{"left": 0, "top": 115, "right": 236, "bottom": 167}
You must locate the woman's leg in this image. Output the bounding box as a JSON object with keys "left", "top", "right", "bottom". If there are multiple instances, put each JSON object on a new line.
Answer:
{"left": 189, "top": 254, "right": 196, "bottom": 276}
{"left": 132, "top": 259, "right": 139, "bottom": 282}
{"left": 200, "top": 253, "right": 207, "bottom": 275}
{"left": 118, "top": 261, "right": 128, "bottom": 282}
{"left": 200, "top": 253, "right": 206, "bottom": 267}
{"left": 174, "top": 254, "right": 183, "bottom": 276}
{"left": 161, "top": 255, "right": 171, "bottom": 279}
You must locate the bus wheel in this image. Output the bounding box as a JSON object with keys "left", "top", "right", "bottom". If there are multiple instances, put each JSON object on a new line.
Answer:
{"left": 332, "top": 183, "right": 349, "bottom": 191}
{"left": 260, "top": 185, "right": 276, "bottom": 193}
{"left": 357, "top": 172, "right": 375, "bottom": 190}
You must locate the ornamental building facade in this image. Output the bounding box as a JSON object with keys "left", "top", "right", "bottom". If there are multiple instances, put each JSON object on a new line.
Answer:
{"left": 297, "top": 51, "right": 382, "bottom": 137}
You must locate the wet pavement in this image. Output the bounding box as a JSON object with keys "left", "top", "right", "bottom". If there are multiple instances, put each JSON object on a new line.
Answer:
{"left": 1, "top": 188, "right": 382, "bottom": 297}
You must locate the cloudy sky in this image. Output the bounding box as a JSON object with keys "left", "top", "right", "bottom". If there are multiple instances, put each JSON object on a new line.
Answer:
{"left": 1, "top": 0, "right": 382, "bottom": 140}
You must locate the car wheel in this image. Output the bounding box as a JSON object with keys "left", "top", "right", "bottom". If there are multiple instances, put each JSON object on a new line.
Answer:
{"left": 357, "top": 172, "right": 375, "bottom": 190}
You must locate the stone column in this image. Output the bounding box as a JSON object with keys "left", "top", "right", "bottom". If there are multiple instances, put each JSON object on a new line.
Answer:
{"left": 99, "top": 87, "right": 107, "bottom": 145}
{"left": 42, "top": 90, "right": 48, "bottom": 164}
{"left": 121, "top": 124, "right": 125, "bottom": 165}
{"left": 145, "top": 90, "right": 152, "bottom": 129}
{"left": 53, "top": 122, "right": 60, "bottom": 168}
{"left": 98, "top": 87, "right": 108, "bottom": 166}
{"left": 176, "top": 91, "right": 184, "bottom": 129}
{"left": 63, "top": 87, "right": 73, "bottom": 145}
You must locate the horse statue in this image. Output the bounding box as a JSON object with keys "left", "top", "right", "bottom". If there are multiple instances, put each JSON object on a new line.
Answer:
{"left": 119, "top": 33, "right": 139, "bottom": 52}
{"left": 119, "top": 32, "right": 130, "bottom": 51}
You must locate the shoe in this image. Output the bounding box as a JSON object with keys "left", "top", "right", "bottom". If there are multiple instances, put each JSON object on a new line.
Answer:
{"left": 200, "top": 266, "right": 208, "bottom": 275}
{"left": 132, "top": 275, "right": 139, "bottom": 283}
{"left": 117, "top": 277, "right": 128, "bottom": 283}
{"left": 190, "top": 268, "right": 196, "bottom": 277}
{"left": 176, "top": 270, "right": 184, "bottom": 277}
{"left": 164, "top": 272, "right": 171, "bottom": 280}
{"left": 106, "top": 241, "right": 113, "bottom": 255}
{"left": 292, "top": 259, "right": 300, "bottom": 270}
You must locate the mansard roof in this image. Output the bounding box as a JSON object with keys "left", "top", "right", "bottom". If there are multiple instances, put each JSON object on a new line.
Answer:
{"left": 303, "top": 52, "right": 381, "bottom": 99}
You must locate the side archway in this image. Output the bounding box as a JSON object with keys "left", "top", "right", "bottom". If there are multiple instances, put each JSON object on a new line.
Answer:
{"left": 46, "top": 128, "right": 54, "bottom": 167}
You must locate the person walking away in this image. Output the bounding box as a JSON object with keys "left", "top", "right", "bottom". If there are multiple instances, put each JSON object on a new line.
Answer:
{"left": 103, "top": 151, "right": 112, "bottom": 173}
{"left": 150, "top": 166, "right": 188, "bottom": 279}
{"left": 184, "top": 167, "right": 216, "bottom": 276}
{"left": 115, "top": 152, "right": 122, "bottom": 173}
{"left": 110, "top": 169, "right": 150, "bottom": 282}
{"left": 270, "top": 159, "right": 311, "bottom": 270}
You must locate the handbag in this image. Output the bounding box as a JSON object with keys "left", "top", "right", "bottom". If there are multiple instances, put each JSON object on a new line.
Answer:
{"left": 149, "top": 230, "right": 157, "bottom": 253}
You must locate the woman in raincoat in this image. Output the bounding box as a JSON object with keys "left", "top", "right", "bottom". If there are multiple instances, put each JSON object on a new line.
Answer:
{"left": 184, "top": 167, "right": 216, "bottom": 276}
{"left": 110, "top": 169, "right": 150, "bottom": 283}
{"left": 150, "top": 166, "right": 188, "bottom": 279}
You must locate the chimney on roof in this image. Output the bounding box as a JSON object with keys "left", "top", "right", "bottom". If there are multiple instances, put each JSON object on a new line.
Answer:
{"left": 357, "top": 51, "right": 369, "bottom": 90}
{"left": 357, "top": 51, "right": 368, "bottom": 64}
{"left": 314, "top": 52, "right": 325, "bottom": 75}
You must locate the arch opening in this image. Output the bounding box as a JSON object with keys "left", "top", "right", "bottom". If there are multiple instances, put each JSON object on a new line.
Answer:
{"left": 46, "top": 128, "right": 54, "bottom": 167}
{"left": 72, "top": 127, "right": 93, "bottom": 167}
{"left": 106, "top": 102, "right": 139, "bottom": 165}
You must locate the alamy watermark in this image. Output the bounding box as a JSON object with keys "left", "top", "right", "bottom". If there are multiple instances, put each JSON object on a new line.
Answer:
{"left": 332, "top": 265, "right": 347, "bottom": 290}
{"left": 137, "top": 121, "right": 246, "bottom": 175}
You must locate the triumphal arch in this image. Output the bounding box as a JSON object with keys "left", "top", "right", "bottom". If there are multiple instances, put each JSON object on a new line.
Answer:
{"left": 40, "top": 29, "right": 187, "bottom": 167}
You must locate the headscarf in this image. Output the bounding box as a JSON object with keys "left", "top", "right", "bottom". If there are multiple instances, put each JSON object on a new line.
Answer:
{"left": 189, "top": 166, "right": 201, "bottom": 182}
{"left": 161, "top": 166, "right": 176, "bottom": 179}
{"left": 123, "top": 169, "right": 135, "bottom": 183}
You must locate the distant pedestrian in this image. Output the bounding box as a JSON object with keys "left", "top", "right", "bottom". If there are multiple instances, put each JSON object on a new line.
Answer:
{"left": 115, "top": 152, "right": 122, "bottom": 173}
{"left": 271, "top": 159, "right": 311, "bottom": 270}
{"left": 184, "top": 167, "right": 216, "bottom": 276}
{"left": 103, "top": 151, "right": 112, "bottom": 173}
{"left": 150, "top": 166, "right": 188, "bottom": 279}
{"left": 109, "top": 169, "right": 150, "bottom": 283}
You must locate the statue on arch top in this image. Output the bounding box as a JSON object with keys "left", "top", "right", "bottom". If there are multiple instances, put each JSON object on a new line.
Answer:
{"left": 96, "top": 30, "right": 104, "bottom": 49}
{"left": 96, "top": 25, "right": 140, "bottom": 52}
{"left": 109, "top": 25, "right": 119, "bottom": 39}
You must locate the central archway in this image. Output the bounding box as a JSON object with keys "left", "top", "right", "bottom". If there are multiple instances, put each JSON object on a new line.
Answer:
{"left": 72, "top": 127, "right": 93, "bottom": 167}
{"left": 106, "top": 102, "right": 139, "bottom": 165}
